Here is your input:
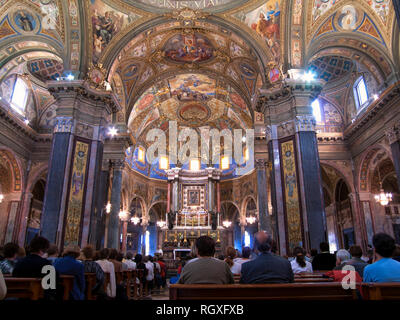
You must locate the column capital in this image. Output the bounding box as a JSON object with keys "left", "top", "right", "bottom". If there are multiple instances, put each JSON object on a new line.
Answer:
{"left": 295, "top": 114, "right": 316, "bottom": 133}
{"left": 54, "top": 117, "right": 74, "bottom": 133}
{"left": 110, "top": 159, "right": 125, "bottom": 170}
{"left": 255, "top": 158, "right": 268, "bottom": 170}
{"left": 385, "top": 122, "right": 400, "bottom": 145}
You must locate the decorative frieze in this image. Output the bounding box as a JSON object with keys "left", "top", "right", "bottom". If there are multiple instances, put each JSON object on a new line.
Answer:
{"left": 295, "top": 115, "right": 316, "bottom": 133}
{"left": 54, "top": 117, "right": 74, "bottom": 133}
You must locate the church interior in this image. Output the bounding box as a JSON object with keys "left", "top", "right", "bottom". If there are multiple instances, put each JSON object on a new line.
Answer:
{"left": 1, "top": 0, "right": 400, "bottom": 301}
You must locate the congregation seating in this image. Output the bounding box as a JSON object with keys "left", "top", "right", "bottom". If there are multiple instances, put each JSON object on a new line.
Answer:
{"left": 361, "top": 283, "right": 400, "bottom": 300}
{"left": 5, "top": 278, "right": 44, "bottom": 300}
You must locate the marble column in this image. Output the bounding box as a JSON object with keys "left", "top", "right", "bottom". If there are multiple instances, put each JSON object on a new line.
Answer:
{"left": 255, "top": 158, "right": 272, "bottom": 234}
{"left": 41, "top": 80, "right": 120, "bottom": 247}
{"left": 259, "top": 75, "right": 326, "bottom": 253}
{"left": 107, "top": 160, "right": 124, "bottom": 249}
{"left": 393, "top": 0, "right": 400, "bottom": 31}
{"left": 41, "top": 117, "right": 74, "bottom": 243}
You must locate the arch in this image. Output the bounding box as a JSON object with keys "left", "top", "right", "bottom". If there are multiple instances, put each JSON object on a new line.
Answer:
{"left": 0, "top": 146, "right": 24, "bottom": 192}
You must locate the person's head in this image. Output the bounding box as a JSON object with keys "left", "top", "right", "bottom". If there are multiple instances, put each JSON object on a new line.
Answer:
{"left": 217, "top": 255, "right": 225, "bottom": 260}
{"left": 3, "top": 242, "right": 19, "bottom": 260}
{"left": 253, "top": 231, "right": 269, "bottom": 254}
{"left": 310, "top": 249, "right": 318, "bottom": 257}
{"left": 63, "top": 245, "right": 81, "bottom": 259}
{"left": 293, "top": 247, "right": 306, "bottom": 268}
{"left": 320, "top": 242, "right": 330, "bottom": 252}
{"left": 116, "top": 252, "right": 124, "bottom": 262}
{"left": 147, "top": 255, "right": 153, "bottom": 262}
{"left": 47, "top": 244, "right": 59, "bottom": 258}
{"left": 349, "top": 245, "right": 363, "bottom": 259}
{"left": 195, "top": 236, "right": 215, "bottom": 257}
{"left": 242, "top": 246, "right": 251, "bottom": 259}
{"left": 336, "top": 249, "right": 351, "bottom": 265}
{"left": 98, "top": 248, "right": 110, "bottom": 260}
{"left": 134, "top": 253, "right": 142, "bottom": 263}
{"left": 126, "top": 251, "right": 133, "bottom": 260}
{"left": 29, "top": 236, "right": 50, "bottom": 256}
{"left": 17, "top": 247, "right": 26, "bottom": 259}
{"left": 81, "top": 246, "right": 94, "bottom": 260}
{"left": 224, "top": 246, "right": 236, "bottom": 267}
{"left": 257, "top": 234, "right": 273, "bottom": 254}
{"left": 373, "top": 233, "right": 396, "bottom": 258}
{"left": 108, "top": 248, "right": 118, "bottom": 260}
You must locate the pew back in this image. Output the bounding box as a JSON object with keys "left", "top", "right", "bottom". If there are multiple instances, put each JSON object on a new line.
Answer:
{"left": 169, "top": 283, "right": 358, "bottom": 300}
{"left": 361, "top": 283, "right": 400, "bottom": 300}
{"left": 5, "top": 278, "right": 44, "bottom": 300}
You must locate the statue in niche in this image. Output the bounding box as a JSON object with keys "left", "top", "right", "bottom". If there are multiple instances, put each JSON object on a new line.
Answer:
{"left": 168, "top": 211, "right": 176, "bottom": 230}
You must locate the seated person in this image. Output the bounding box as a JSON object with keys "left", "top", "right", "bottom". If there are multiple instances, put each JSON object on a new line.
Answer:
{"left": 80, "top": 246, "right": 105, "bottom": 297}
{"left": 290, "top": 247, "right": 313, "bottom": 274}
{"left": 234, "top": 247, "right": 251, "bottom": 266}
{"left": 13, "top": 236, "right": 52, "bottom": 278}
{"left": 53, "top": 245, "right": 85, "bottom": 300}
{"left": 334, "top": 249, "right": 352, "bottom": 271}
{"left": 0, "top": 270, "right": 6, "bottom": 300}
{"left": 108, "top": 249, "right": 122, "bottom": 273}
{"left": 346, "top": 245, "right": 368, "bottom": 278}
{"left": 96, "top": 248, "right": 116, "bottom": 298}
{"left": 224, "top": 246, "right": 242, "bottom": 275}
{"left": 123, "top": 252, "right": 136, "bottom": 270}
{"left": 0, "top": 242, "right": 19, "bottom": 274}
{"left": 364, "top": 233, "right": 400, "bottom": 282}
{"left": 47, "top": 245, "right": 59, "bottom": 265}
{"left": 312, "top": 242, "right": 336, "bottom": 271}
{"left": 178, "top": 236, "right": 234, "bottom": 284}
{"left": 240, "top": 232, "right": 294, "bottom": 284}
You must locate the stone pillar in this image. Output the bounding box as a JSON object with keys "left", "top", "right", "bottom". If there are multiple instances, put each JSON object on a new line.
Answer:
{"left": 41, "top": 117, "right": 74, "bottom": 244}
{"left": 107, "top": 159, "right": 124, "bottom": 249}
{"left": 41, "top": 80, "right": 120, "bottom": 247}
{"left": 121, "top": 220, "right": 128, "bottom": 253}
{"left": 259, "top": 75, "right": 326, "bottom": 253}
{"left": 255, "top": 158, "right": 272, "bottom": 234}
{"left": 386, "top": 123, "right": 400, "bottom": 191}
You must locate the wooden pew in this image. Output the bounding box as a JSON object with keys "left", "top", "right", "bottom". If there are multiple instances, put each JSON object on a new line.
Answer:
{"left": 294, "top": 278, "right": 333, "bottom": 283}
{"left": 115, "top": 271, "right": 123, "bottom": 285}
{"left": 169, "top": 283, "right": 358, "bottom": 300}
{"left": 85, "top": 273, "right": 97, "bottom": 300}
{"left": 122, "top": 270, "right": 132, "bottom": 299}
{"left": 5, "top": 278, "right": 44, "bottom": 300}
{"left": 361, "top": 283, "right": 400, "bottom": 300}
{"left": 60, "top": 275, "right": 74, "bottom": 300}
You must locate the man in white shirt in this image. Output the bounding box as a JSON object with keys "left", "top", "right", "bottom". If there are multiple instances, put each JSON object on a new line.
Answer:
{"left": 123, "top": 252, "right": 136, "bottom": 270}
{"left": 144, "top": 255, "right": 154, "bottom": 295}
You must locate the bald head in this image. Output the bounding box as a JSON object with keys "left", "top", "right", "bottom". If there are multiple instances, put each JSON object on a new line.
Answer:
{"left": 254, "top": 231, "right": 273, "bottom": 253}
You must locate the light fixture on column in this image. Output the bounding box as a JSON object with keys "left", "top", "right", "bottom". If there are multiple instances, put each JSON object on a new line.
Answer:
{"left": 374, "top": 169, "right": 392, "bottom": 206}
{"left": 0, "top": 194, "right": 4, "bottom": 203}
{"left": 108, "top": 126, "right": 118, "bottom": 137}
{"left": 246, "top": 216, "right": 256, "bottom": 224}
{"left": 157, "top": 220, "right": 166, "bottom": 228}
{"left": 105, "top": 202, "right": 111, "bottom": 214}
{"left": 131, "top": 216, "right": 140, "bottom": 225}
{"left": 118, "top": 210, "right": 129, "bottom": 221}
{"left": 222, "top": 220, "right": 232, "bottom": 228}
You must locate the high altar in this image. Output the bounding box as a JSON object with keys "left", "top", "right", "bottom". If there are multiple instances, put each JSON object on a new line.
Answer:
{"left": 161, "top": 167, "right": 224, "bottom": 264}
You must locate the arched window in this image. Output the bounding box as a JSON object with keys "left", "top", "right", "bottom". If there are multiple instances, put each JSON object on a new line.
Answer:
{"left": 244, "top": 231, "right": 251, "bottom": 247}
{"left": 354, "top": 76, "right": 369, "bottom": 109}
{"left": 312, "top": 99, "right": 322, "bottom": 123}
{"left": 11, "top": 77, "right": 28, "bottom": 115}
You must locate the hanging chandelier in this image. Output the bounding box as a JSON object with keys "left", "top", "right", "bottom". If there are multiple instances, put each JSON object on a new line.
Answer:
{"left": 246, "top": 216, "right": 256, "bottom": 224}
{"left": 157, "top": 220, "right": 166, "bottom": 228}
{"left": 222, "top": 220, "right": 232, "bottom": 228}
{"left": 374, "top": 168, "right": 392, "bottom": 206}
{"left": 131, "top": 216, "right": 140, "bottom": 225}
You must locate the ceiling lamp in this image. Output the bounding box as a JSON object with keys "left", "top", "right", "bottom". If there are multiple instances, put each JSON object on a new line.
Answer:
{"left": 246, "top": 216, "right": 256, "bottom": 224}
{"left": 131, "top": 216, "right": 140, "bottom": 225}
{"left": 222, "top": 220, "right": 232, "bottom": 228}
{"left": 374, "top": 169, "right": 392, "bottom": 206}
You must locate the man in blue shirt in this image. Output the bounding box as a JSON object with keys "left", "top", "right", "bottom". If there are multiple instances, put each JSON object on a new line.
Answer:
{"left": 54, "top": 245, "right": 85, "bottom": 300}
{"left": 363, "top": 233, "right": 400, "bottom": 283}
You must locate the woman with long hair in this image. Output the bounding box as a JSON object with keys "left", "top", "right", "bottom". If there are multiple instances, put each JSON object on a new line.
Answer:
{"left": 290, "top": 247, "right": 313, "bottom": 274}
{"left": 224, "top": 246, "right": 241, "bottom": 275}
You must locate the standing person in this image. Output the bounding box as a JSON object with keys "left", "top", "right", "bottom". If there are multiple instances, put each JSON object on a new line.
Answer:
{"left": 178, "top": 236, "right": 234, "bottom": 284}
{"left": 144, "top": 255, "right": 155, "bottom": 294}
{"left": 363, "top": 233, "right": 400, "bottom": 282}
{"left": 224, "top": 246, "right": 242, "bottom": 275}
{"left": 108, "top": 249, "right": 122, "bottom": 272}
{"left": 311, "top": 242, "right": 336, "bottom": 271}
{"left": 123, "top": 252, "right": 136, "bottom": 270}
{"left": 157, "top": 256, "right": 167, "bottom": 288}
{"left": 96, "top": 248, "right": 116, "bottom": 298}
{"left": 290, "top": 247, "right": 313, "bottom": 274}
{"left": 0, "top": 243, "right": 19, "bottom": 274}
{"left": 53, "top": 245, "right": 85, "bottom": 300}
